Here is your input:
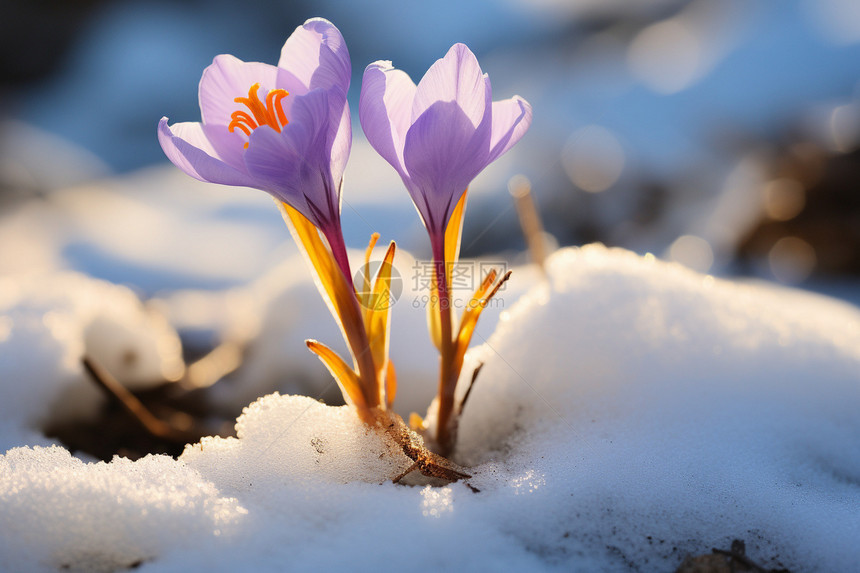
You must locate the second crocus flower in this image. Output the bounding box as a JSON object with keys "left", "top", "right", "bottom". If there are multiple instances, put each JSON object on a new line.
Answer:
{"left": 359, "top": 43, "right": 532, "bottom": 244}
{"left": 359, "top": 43, "right": 532, "bottom": 455}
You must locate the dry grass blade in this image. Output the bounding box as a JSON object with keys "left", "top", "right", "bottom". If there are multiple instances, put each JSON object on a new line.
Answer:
{"left": 457, "top": 362, "right": 484, "bottom": 416}
{"left": 181, "top": 341, "right": 243, "bottom": 390}
{"left": 455, "top": 270, "right": 511, "bottom": 359}
{"left": 509, "top": 175, "right": 548, "bottom": 274}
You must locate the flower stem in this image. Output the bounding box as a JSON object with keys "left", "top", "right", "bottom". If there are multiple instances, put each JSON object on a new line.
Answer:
{"left": 350, "top": 303, "right": 381, "bottom": 407}
{"left": 322, "top": 220, "right": 352, "bottom": 280}
{"left": 432, "top": 234, "right": 456, "bottom": 456}
{"left": 322, "top": 223, "right": 381, "bottom": 408}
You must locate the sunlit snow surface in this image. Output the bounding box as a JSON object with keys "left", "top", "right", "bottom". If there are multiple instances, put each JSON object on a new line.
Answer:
{"left": 1, "top": 245, "right": 859, "bottom": 571}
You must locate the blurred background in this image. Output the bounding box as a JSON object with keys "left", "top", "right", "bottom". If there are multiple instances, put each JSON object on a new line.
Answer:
{"left": 2, "top": 0, "right": 860, "bottom": 296}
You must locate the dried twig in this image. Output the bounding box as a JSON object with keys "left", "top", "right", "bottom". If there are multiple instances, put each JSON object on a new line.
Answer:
{"left": 376, "top": 410, "right": 478, "bottom": 491}
{"left": 457, "top": 362, "right": 484, "bottom": 417}
{"left": 509, "top": 175, "right": 548, "bottom": 275}
{"left": 181, "top": 341, "right": 243, "bottom": 390}
{"left": 82, "top": 356, "right": 200, "bottom": 444}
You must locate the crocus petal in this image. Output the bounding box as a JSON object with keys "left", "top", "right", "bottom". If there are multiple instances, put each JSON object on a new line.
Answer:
{"left": 488, "top": 95, "right": 533, "bottom": 163}
{"left": 158, "top": 118, "right": 258, "bottom": 187}
{"left": 402, "top": 100, "right": 491, "bottom": 232}
{"left": 198, "top": 122, "right": 248, "bottom": 173}
{"left": 329, "top": 91, "right": 352, "bottom": 194}
{"left": 278, "top": 18, "right": 351, "bottom": 93}
{"left": 242, "top": 126, "right": 315, "bottom": 220}
{"left": 412, "top": 44, "right": 487, "bottom": 128}
{"left": 197, "top": 55, "right": 280, "bottom": 171}
{"left": 159, "top": 19, "right": 355, "bottom": 254}
{"left": 198, "top": 54, "right": 279, "bottom": 128}
{"left": 359, "top": 61, "right": 417, "bottom": 177}
{"left": 243, "top": 88, "right": 345, "bottom": 228}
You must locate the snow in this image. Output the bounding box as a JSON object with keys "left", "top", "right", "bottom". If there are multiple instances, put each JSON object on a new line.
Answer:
{"left": 1, "top": 244, "right": 859, "bottom": 571}
{"left": 456, "top": 245, "right": 860, "bottom": 570}
{"left": 457, "top": 245, "right": 860, "bottom": 461}
{"left": 181, "top": 394, "right": 411, "bottom": 488}
{"left": 0, "top": 156, "right": 298, "bottom": 293}
{"left": 0, "top": 446, "right": 245, "bottom": 573}
{"left": 0, "top": 271, "right": 184, "bottom": 436}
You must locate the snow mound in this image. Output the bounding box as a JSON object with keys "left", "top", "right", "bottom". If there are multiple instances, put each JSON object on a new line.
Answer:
{"left": 458, "top": 244, "right": 860, "bottom": 458}
{"left": 0, "top": 445, "right": 245, "bottom": 573}
{"left": 181, "top": 393, "right": 412, "bottom": 489}
{"left": 454, "top": 244, "right": 860, "bottom": 571}
{"left": 0, "top": 272, "right": 184, "bottom": 432}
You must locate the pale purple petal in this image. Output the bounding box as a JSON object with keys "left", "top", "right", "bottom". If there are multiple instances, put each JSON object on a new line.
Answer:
{"left": 359, "top": 61, "right": 416, "bottom": 176}
{"left": 274, "top": 69, "right": 309, "bottom": 99}
{"left": 241, "top": 127, "right": 313, "bottom": 214}
{"left": 198, "top": 54, "right": 278, "bottom": 127}
{"left": 243, "top": 89, "right": 340, "bottom": 228}
{"left": 242, "top": 126, "right": 319, "bottom": 212}
{"left": 412, "top": 44, "right": 487, "bottom": 128}
{"left": 157, "top": 118, "right": 257, "bottom": 187}
{"left": 278, "top": 18, "right": 351, "bottom": 93}
{"left": 328, "top": 88, "right": 352, "bottom": 193}
{"left": 402, "top": 101, "right": 491, "bottom": 232}
{"left": 488, "top": 95, "right": 533, "bottom": 163}
{"left": 357, "top": 42, "right": 531, "bottom": 240}
{"left": 197, "top": 55, "right": 280, "bottom": 171}
{"left": 160, "top": 20, "right": 354, "bottom": 249}
{"left": 198, "top": 123, "right": 248, "bottom": 172}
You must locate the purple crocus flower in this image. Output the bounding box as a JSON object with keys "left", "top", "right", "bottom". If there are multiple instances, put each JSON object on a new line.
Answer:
{"left": 158, "top": 18, "right": 353, "bottom": 274}
{"left": 359, "top": 43, "right": 532, "bottom": 242}
{"left": 360, "top": 43, "right": 532, "bottom": 455}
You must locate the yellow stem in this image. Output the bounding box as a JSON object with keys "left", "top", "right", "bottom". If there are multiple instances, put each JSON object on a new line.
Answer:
{"left": 432, "top": 234, "right": 456, "bottom": 456}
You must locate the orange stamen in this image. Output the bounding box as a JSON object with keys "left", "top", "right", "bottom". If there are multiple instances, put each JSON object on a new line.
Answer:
{"left": 266, "top": 89, "right": 290, "bottom": 127}
{"left": 227, "top": 83, "right": 290, "bottom": 149}
{"left": 228, "top": 111, "right": 256, "bottom": 136}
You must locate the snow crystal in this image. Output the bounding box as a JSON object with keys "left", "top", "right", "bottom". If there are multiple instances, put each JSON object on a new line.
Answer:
{"left": 0, "top": 445, "right": 245, "bottom": 573}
